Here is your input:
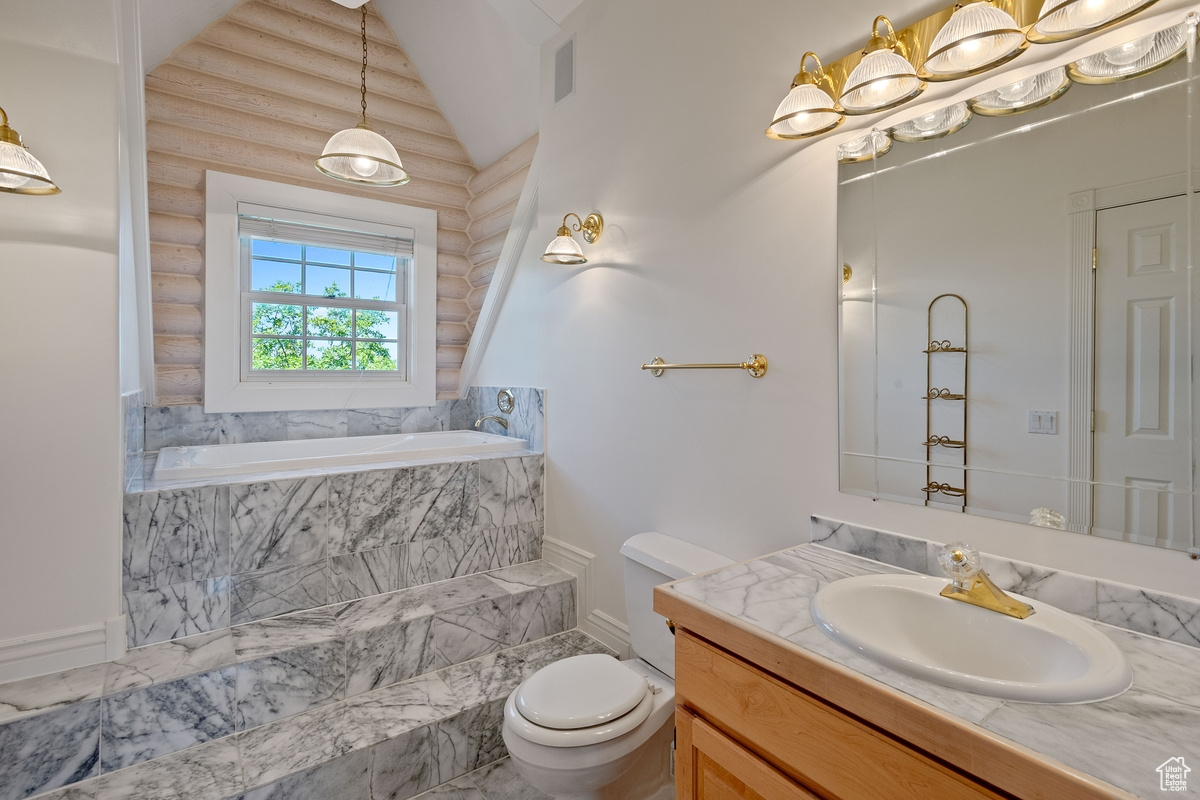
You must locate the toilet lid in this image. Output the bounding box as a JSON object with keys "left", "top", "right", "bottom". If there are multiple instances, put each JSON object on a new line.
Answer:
{"left": 514, "top": 654, "right": 648, "bottom": 730}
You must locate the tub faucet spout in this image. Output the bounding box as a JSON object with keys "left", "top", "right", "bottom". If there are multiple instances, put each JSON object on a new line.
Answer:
{"left": 475, "top": 415, "right": 509, "bottom": 430}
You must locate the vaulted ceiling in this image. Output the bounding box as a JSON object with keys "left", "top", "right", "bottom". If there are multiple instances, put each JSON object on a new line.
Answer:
{"left": 138, "top": 0, "right": 582, "bottom": 168}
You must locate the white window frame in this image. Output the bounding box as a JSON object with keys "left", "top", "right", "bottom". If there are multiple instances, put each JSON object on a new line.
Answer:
{"left": 204, "top": 171, "right": 437, "bottom": 412}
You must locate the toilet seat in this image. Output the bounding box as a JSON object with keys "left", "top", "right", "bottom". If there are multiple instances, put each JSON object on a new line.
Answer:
{"left": 505, "top": 654, "right": 656, "bottom": 748}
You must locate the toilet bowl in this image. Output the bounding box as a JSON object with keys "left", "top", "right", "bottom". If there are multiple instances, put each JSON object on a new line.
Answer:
{"left": 501, "top": 533, "right": 732, "bottom": 800}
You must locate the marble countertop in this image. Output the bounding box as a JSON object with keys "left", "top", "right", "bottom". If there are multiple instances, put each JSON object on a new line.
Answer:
{"left": 660, "top": 544, "right": 1200, "bottom": 800}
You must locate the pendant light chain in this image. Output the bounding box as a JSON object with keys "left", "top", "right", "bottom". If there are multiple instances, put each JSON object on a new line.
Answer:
{"left": 360, "top": 5, "right": 369, "bottom": 124}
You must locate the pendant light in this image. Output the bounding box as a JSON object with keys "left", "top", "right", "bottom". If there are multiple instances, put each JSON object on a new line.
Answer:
{"left": 1067, "top": 21, "right": 1191, "bottom": 83}
{"left": 920, "top": 1, "right": 1028, "bottom": 81}
{"left": 968, "top": 66, "right": 1071, "bottom": 115}
{"left": 0, "top": 106, "right": 60, "bottom": 195}
{"left": 316, "top": 5, "right": 409, "bottom": 187}
{"left": 891, "top": 102, "right": 973, "bottom": 142}
{"left": 840, "top": 17, "right": 925, "bottom": 115}
{"left": 837, "top": 130, "right": 893, "bottom": 164}
{"left": 765, "top": 53, "right": 844, "bottom": 139}
{"left": 1027, "top": 0, "right": 1160, "bottom": 44}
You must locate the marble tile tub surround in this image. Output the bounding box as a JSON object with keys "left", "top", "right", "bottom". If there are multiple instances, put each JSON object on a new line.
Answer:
{"left": 1, "top": 568, "right": 584, "bottom": 800}
{"left": 143, "top": 387, "right": 545, "bottom": 454}
{"left": 668, "top": 544, "right": 1200, "bottom": 800}
{"left": 811, "top": 516, "right": 1200, "bottom": 650}
{"left": 122, "top": 453, "right": 544, "bottom": 647}
{"left": 122, "top": 390, "right": 145, "bottom": 491}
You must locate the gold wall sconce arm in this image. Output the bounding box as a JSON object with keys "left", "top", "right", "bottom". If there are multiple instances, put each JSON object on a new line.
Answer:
{"left": 642, "top": 355, "right": 768, "bottom": 378}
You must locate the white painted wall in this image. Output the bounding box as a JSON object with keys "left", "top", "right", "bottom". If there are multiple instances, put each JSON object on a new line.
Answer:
{"left": 474, "top": 0, "right": 1200, "bottom": 640}
{"left": 0, "top": 1, "right": 124, "bottom": 672}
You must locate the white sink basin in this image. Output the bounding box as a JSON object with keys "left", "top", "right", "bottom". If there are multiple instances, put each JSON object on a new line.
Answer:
{"left": 810, "top": 574, "right": 1132, "bottom": 703}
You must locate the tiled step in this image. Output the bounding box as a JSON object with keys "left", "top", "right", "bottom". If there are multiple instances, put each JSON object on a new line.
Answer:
{"left": 28, "top": 630, "right": 609, "bottom": 800}
{"left": 1, "top": 562, "right": 578, "bottom": 800}
{"left": 409, "top": 757, "right": 548, "bottom": 800}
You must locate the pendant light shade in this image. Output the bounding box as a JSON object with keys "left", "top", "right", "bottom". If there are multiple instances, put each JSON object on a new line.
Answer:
{"left": 766, "top": 53, "right": 844, "bottom": 139}
{"left": 1067, "top": 21, "right": 1190, "bottom": 82}
{"left": 840, "top": 17, "right": 925, "bottom": 115}
{"left": 837, "top": 130, "right": 893, "bottom": 164}
{"left": 1028, "top": 0, "right": 1160, "bottom": 44}
{"left": 0, "top": 106, "right": 60, "bottom": 195}
{"left": 920, "top": 2, "right": 1028, "bottom": 81}
{"left": 316, "top": 6, "right": 409, "bottom": 187}
{"left": 968, "top": 66, "right": 1071, "bottom": 115}
{"left": 891, "top": 102, "right": 972, "bottom": 142}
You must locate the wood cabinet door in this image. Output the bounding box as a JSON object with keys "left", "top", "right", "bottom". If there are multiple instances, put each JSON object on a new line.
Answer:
{"left": 676, "top": 708, "right": 823, "bottom": 800}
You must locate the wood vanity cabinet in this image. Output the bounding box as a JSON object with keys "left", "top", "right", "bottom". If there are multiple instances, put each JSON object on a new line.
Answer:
{"left": 657, "top": 587, "right": 1130, "bottom": 800}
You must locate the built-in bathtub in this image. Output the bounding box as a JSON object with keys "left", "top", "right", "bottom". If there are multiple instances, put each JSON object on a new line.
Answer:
{"left": 154, "top": 429, "right": 529, "bottom": 480}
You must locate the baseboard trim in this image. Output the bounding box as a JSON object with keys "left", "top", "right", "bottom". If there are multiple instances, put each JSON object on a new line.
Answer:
{"left": 542, "top": 536, "right": 632, "bottom": 658}
{"left": 0, "top": 616, "right": 126, "bottom": 684}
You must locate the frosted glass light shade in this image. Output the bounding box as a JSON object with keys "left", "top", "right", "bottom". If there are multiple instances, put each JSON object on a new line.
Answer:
{"left": 766, "top": 83, "right": 843, "bottom": 139}
{"left": 968, "top": 66, "right": 1071, "bottom": 115}
{"left": 1068, "top": 23, "right": 1189, "bottom": 83}
{"left": 1028, "top": 0, "right": 1160, "bottom": 43}
{"left": 316, "top": 123, "right": 410, "bottom": 186}
{"left": 837, "top": 130, "right": 893, "bottom": 164}
{"left": 0, "top": 139, "right": 60, "bottom": 195}
{"left": 841, "top": 49, "right": 925, "bottom": 115}
{"left": 921, "top": 2, "right": 1026, "bottom": 80}
{"left": 891, "top": 102, "right": 972, "bottom": 142}
{"left": 542, "top": 233, "right": 586, "bottom": 265}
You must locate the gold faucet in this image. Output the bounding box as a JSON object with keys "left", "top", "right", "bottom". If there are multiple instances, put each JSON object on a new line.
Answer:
{"left": 937, "top": 543, "right": 1035, "bottom": 619}
{"left": 474, "top": 414, "right": 509, "bottom": 430}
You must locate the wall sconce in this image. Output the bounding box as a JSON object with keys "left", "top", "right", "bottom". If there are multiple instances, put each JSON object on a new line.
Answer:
{"left": 765, "top": 53, "right": 844, "bottom": 139}
{"left": 1067, "top": 20, "right": 1191, "bottom": 82}
{"left": 919, "top": 1, "right": 1028, "bottom": 81}
{"left": 839, "top": 17, "right": 925, "bottom": 115}
{"left": 0, "top": 106, "right": 60, "bottom": 195}
{"left": 315, "top": 6, "right": 409, "bottom": 187}
{"left": 1027, "top": 0, "right": 1160, "bottom": 44}
{"left": 541, "top": 213, "right": 604, "bottom": 265}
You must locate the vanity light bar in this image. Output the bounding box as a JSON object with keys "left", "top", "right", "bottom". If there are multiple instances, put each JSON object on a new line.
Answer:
{"left": 767, "top": 0, "right": 1171, "bottom": 143}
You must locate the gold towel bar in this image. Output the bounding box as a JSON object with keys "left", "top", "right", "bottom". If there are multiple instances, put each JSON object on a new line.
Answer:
{"left": 642, "top": 354, "right": 768, "bottom": 378}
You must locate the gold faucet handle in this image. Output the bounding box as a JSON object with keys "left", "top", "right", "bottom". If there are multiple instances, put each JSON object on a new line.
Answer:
{"left": 938, "top": 542, "right": 981, "bottom": 583}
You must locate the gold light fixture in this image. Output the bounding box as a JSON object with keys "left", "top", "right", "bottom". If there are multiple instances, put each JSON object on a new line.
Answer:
{"left": 837, "top": 130, "right": 893, "bottom": 164}
{"left": 1067, "top": 20, "right": 1192, "bottom": 82}
{"left": 1027, "top": 0, "right": 1160, "bottom": 44}
{"left": 541, "top": 213, "right": 604, "bottom": 265}
{"left": 891, "top": 102, "right": 973, "bottom": 142}
{"left": 315, "top": 6, "right": 409, "bottom": 187}
{"left": 0, "top": 106, "right": 60, "bottom": 195}
{"left": 968, "top": 66, "right": 1071, "bottom": 115}
{"left": 765, "top": 53, "right": 844, "bottom": 139}
{"left": 919, "top": 1, "right": 1028, "bottom": 81}
{"left": 839, "top": 17, "right": 925, "bottom": 115}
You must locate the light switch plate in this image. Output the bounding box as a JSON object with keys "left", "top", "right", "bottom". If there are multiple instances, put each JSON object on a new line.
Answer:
{"left": 1028, "top": 410, "right": 1058, "bottom": 435}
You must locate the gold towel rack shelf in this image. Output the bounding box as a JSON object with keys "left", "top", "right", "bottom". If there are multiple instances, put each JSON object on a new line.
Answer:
{"left": 642, "top": 354, "right": 768, "bottom": 378}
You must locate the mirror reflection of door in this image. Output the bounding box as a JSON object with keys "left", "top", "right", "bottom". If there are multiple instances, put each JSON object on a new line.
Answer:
{"left": 1092, "top": 195, "right": 1192, "bottom": 549}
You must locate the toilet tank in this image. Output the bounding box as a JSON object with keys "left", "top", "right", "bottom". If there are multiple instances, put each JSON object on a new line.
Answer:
{"left": 620, "top": 532, "right": 734, "bottom": 678}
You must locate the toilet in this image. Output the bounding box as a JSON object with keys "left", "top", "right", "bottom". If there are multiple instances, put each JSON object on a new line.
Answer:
{"left": 502, "top": 532, "right": 733, "bottom": 800}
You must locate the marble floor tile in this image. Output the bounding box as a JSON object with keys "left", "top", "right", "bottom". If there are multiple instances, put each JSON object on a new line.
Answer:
{"left": 230, "top": 561, "right": 328, "bottom": 625}
{"left": 26, "top": 779, "right": 99, "bottom": 800}
{"left": 238, "top": 702, "right": 370, "bottom": 790}
{"left": 0, "top": 700, "right": 100, "bottom": 800}
{"left": 466, "top": 758, "right": 550, "bottom": 800}
{"left": 105, "top": 631, "right": 234, "bottom": 694}
{"left": 242, "top": 748, "right": 369, "bottom": 800}
{"left": 100, "top": 668, "right": 236, "bottom": 772}
{"left": 368, "top": 724, "right": 440, "bottom": 800}
{"left": 230, "top": 610, "right": 341, "bottom": 662}
{"left": 509, "top": 584, "right": 575, "bottom": 646}
{"left": 411, "top": 777, "right": 484, "bottom": 800}
{"left": 671, "top": 560, "right": 819, "bottom": 641}
{"left": 95, "top": 735, "right": 242, "bottom": 800}
{"left": 123, "top": 577, "right": 230, "bottom": 649}
{"left": 230, "top": 478, "right": 329, "bottom": 573}
{"left": 236, "top": 641, "right": 346, "bottom": 730}
{"left": 0, "top": 662, "right": 108, "bottom": 724}
{"left": 345, "top": 672, "right": 464, "bottom": 744}
{"left": 122, "top": 486, "right": 230, "bottom": 593}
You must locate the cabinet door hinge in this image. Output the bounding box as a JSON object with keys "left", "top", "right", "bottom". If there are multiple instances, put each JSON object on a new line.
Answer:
{"left": 1092, "top": 248, "right": 1098, "bottom": 270}
{"left": 1090, "top": 410, "right": 1096, "bottom": 432}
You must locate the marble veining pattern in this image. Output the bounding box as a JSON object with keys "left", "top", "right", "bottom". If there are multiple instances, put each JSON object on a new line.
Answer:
{"left": 508, "top": 583, "right": 575, "bottom": 646}
{"left": 474, "top": 457, "right": 541, "bottom": 529}
{"left": 809, "top": 517, "right": 928, "bottom": 573}
{"left": 229, "top": 561, "right": 329, "bottom": 625}
{"left": 235, "top": 641, "right": 346, "bottom": 730}
{"left": 0, "top": 701, "right": 100, "bottom": 800}
{"left": 122, "top": 487, "right": 229, "bottom": 592}
{"left": 368, "top": 724, "right": 441, "bottom": 800}
{"left": 242, "top": 747, "right": 370, "bottom": 800}
{"left": 94, "top": 736, "right": 242, "bottom": 800}
{"left": 230, "top": 478, "right": 328, "bottom": 573}
{"left": 670, "top": 559, "right": 819, "bottom": 640}
{"left": 105, "top": 631, "right": 233, "bottom": 694}
{"left": 425, "top": 599, "right": 512, "bottom": 672}
{"left": 100, "top": 668, "right": 236, "bottom": 772}
{"left": 329, "top": 545, "right": 404, "bottom": 603}
{"left": 1097, "top": 583, "right": 1200, "bottom": 649}
{"left": 0, "top": 663, "right": 108, "bottom": 724}
{"left": 123, "top": 577, "right": 230, "bottom": 649}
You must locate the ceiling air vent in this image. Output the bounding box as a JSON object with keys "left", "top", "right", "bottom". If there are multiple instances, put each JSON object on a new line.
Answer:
{"left": 555, "top": 37, "right": 575, "bottom": 104}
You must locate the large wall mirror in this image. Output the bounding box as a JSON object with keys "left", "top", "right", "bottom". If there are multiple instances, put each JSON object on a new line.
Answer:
{"left": 838, "top": 16, "right": 1199, "bottom": 554}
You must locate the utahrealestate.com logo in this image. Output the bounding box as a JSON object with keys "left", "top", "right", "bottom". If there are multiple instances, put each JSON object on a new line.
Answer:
{"left": 1158, "top": 757, "right": 1190, "bottom": 792}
